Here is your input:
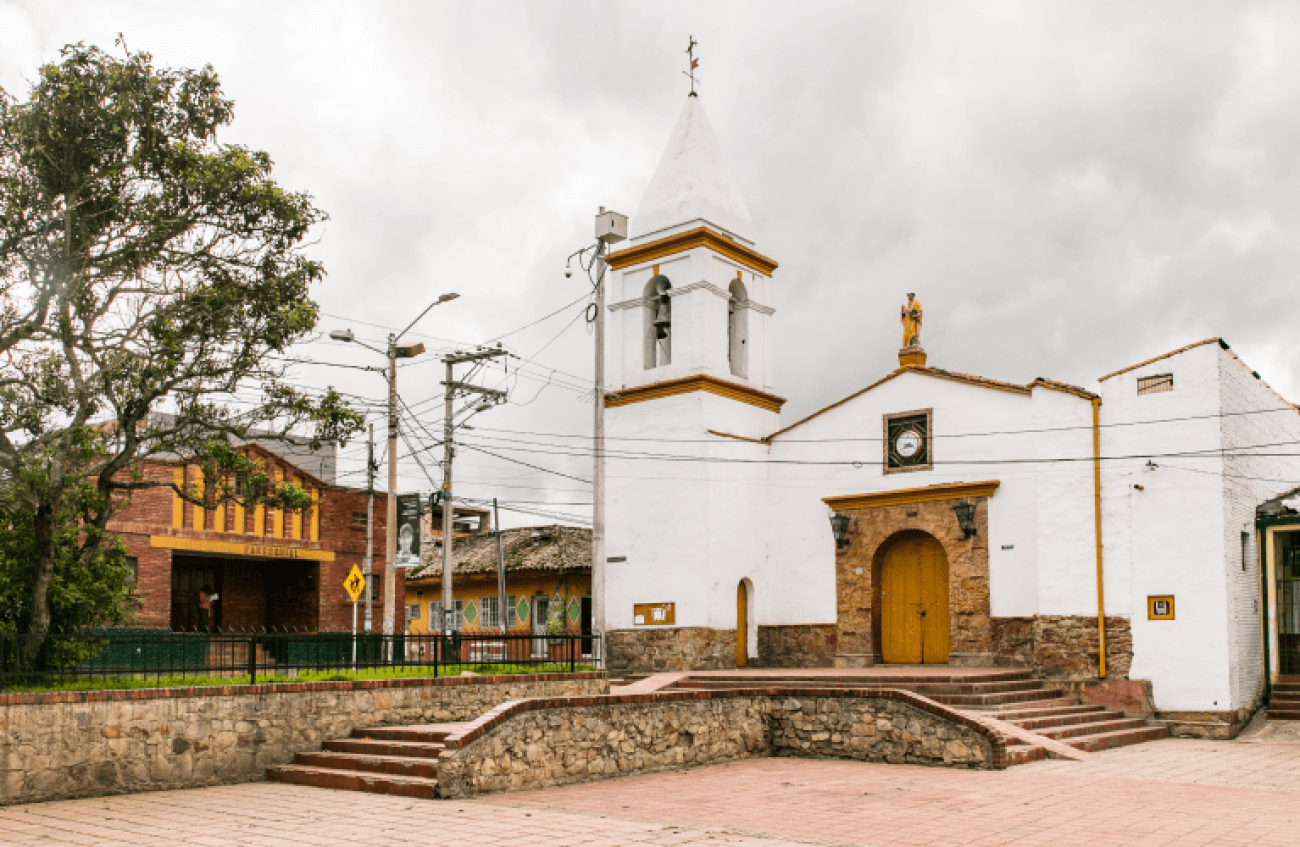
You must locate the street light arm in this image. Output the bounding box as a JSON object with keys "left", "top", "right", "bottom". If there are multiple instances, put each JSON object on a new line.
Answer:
{"left": 395, "top": 293, "right": 459, "bottom": 343}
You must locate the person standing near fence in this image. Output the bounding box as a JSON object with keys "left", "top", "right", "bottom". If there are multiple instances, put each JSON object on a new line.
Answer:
{"left": 197, "top": 585, "right": 215, "bottom": 633}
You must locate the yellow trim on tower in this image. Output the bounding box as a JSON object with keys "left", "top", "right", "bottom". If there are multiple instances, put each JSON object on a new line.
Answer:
{"left": 606, "top": 227, "right": 778, "bottom": 276}
{"left": 171, "top": 467, "right": 185, "bottom": 529}
{"left": 823, "top": 480, "right": 1001, "bottom": 511}
{"left": 606, "top": 374, "right": 785, "bottom": 413}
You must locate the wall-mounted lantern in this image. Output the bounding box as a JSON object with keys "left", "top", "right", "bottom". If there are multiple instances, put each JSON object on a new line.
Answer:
{"left": 953, "top": 501, "right": 976, "bottom": 539}
{"left": 830, "top": 511, "right": 850, "bottom": 549}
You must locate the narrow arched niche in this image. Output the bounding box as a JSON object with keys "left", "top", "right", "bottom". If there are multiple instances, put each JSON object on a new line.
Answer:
{"left": 728, "top": 279, "right": 749, "bottom": 378}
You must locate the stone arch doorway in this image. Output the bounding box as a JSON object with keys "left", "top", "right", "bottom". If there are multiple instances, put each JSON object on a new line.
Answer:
{"left": 877, "top": 532, "right": 950, "bottom": 664}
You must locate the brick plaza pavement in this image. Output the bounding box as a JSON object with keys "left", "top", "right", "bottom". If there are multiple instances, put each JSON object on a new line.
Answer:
{"left": 3, "top": 736, "right": 1300, "bottom": 846}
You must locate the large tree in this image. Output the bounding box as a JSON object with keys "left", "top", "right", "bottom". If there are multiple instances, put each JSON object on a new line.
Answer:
{"left": 0, "top": 41, "right": 361, "bottom": 645}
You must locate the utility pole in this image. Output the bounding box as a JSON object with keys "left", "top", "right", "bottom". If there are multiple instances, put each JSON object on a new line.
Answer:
{"left": 494, "top": 498, "right": 507, "bottom": 634}
{"left": 589, "top": 207, "right": 625, "bottom": 664}
{"left": 439, "top": 348, "right": 509, "bottom": 636}
{"left": 363, "top": 423, "right": 375, "bottom": 632}
{"left": 385, "top": 335, "right": 399, "bottom": 640}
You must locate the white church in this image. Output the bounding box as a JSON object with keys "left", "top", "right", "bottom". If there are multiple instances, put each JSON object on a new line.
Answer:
{"left": 599, "top": 93, "right": 1300, "bottom": 730}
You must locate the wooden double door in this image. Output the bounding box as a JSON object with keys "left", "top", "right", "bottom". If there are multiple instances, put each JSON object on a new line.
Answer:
{"left": 880, "top": 534, "right": 950, "bottom": 664}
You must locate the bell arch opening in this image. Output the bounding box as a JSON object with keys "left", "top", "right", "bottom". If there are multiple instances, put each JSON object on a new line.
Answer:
{"left": 728, "top": 279, "right": 749, "bottom": 378}
{"left": 643, "top": 275, "right": 672, "bottom": 369}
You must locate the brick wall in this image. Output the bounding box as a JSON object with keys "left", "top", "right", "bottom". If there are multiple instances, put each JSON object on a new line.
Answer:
{"left": 107, "top": 460, "right": 401, "bottom": 633}
{"left": 1217, "top": 346, "right": 1300, "bottom": 708}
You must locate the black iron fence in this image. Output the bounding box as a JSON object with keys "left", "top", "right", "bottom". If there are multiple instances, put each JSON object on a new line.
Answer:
{"left": 0, "top": 627, "right": 600, "bottom": 689}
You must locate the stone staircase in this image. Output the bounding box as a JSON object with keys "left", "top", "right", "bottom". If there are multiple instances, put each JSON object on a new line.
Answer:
{"left": 1267, "top": 676, "right": 1300, "bottom": 720}
{"left": 267, "top": 723, "right": 462, "bottom": 798}
{"left": 666, "top": 670, "right": 1166, "bottom": 760}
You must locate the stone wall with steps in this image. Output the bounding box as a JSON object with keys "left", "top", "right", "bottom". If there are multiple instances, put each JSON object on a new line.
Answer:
{"left": 0, "top": 672, "right": 605, "bottom": 806}
{"left": 270, "top": 688, "right": 1007, "bottom": 800}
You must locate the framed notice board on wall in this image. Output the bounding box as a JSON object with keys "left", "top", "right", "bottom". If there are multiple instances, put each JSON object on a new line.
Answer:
{"left": 633, "top": 602, "right": 675, "bottom": 626}
{"left": 1148, "top": 596, "right": 1175, "bottom": 620}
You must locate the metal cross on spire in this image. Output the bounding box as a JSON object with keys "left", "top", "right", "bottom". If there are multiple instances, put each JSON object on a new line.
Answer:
{"left": 684, "top": 36, "right": 699, "bottom": 96}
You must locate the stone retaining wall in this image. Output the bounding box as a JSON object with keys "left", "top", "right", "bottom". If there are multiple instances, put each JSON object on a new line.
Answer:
{"left": 434, "top": 688, "right": 1003, "bottom": 798}
{"left": 0, "top": 673, "right": 605, "bottom": 806}
{"left": 606, "top": 627, "right": 735, "bottom": 672}
{"left": 757, "top": 625, "right": 838, "bottom": 667}
{"left": 989, "top": 615, "right": 1133, "bottom": 680}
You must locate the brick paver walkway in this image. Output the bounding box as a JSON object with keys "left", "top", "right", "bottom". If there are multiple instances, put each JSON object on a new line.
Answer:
{"left": 3, "top": 737, "right": 1300, "bottom": 845}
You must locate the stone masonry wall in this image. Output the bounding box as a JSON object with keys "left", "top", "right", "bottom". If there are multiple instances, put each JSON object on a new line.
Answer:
{"left": 606, "top": 627, "right": 735, "bottom": 672}
{"left": 757, "top": 625, "right": 838, "bottom": 668}
{"left": 768, "top": 695, "right": 993, "bottom": 767}
{"left": 0, "top": 673, "right": 605, "bottom": 806}
{"left": 989, "top": 616, "right": 1133, "bottom": 680}
{"left": 434, "top": 688, "right": 1005, "bottom": 798}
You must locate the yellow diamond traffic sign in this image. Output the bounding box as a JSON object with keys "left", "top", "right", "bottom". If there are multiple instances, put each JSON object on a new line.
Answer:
{"left": 344, "top": 565, "right": 366, "bottom": 603}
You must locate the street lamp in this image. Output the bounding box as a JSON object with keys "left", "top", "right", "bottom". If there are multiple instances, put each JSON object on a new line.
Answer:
{"left": 332, "top": 291, "right": 458, "bottom": 639}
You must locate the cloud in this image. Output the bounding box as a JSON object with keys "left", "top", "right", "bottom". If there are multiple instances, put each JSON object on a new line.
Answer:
{"left": 4, "top": 0, "right": 1298, "bottom": 523}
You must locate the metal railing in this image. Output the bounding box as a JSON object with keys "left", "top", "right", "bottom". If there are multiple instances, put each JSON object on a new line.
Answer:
{"left": 0, "top": 627, "right": 600, "bottom": 689}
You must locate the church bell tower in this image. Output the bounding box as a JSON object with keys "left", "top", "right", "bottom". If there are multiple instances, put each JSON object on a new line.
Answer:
{"left": 603, "top": 93, "right": 784, "bottom": 670}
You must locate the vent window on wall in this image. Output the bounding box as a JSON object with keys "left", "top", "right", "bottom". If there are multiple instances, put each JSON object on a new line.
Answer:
{"left": 1137, "top": 374, "right": 1173, "bottom": 395}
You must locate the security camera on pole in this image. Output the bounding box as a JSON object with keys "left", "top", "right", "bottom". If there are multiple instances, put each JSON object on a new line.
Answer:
{"left": 329, "top": 292, "right": 458, "bottom": 645}
{"left": 564, "top": 207, "right": 627, "bottom": 665}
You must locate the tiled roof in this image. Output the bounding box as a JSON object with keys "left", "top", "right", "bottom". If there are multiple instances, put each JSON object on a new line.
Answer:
{"left": 407, "top": 525, "right": 591, "bottom": 583}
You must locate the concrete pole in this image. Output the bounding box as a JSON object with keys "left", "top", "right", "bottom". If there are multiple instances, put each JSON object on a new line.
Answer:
{"left": 441, "top": 357, "right": 455, "bottom": 635}
{"left": 592, "top": 236, "right": 607, "bottom": 664}
{"left": 363, "top": 423, "right": 374, "bottom": 632}
{"left": 384, "top": 335, "right": 398, "bottom": 638}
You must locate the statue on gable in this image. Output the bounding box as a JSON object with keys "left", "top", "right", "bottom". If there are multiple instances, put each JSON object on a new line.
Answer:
{"left": 899, "top": 293, "right": 927, "bottom": 366}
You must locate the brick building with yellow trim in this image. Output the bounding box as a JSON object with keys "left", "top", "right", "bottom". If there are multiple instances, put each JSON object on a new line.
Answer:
{"left": 108, "top": 444, "right": 400, "bottom": 633}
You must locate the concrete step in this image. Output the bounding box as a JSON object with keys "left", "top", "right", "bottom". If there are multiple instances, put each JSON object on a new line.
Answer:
{"left": 1011, "top": 709, "right": 1127, "bottom": 732}
{"left": 1037, "top": 717, "right": 1148, "bottom": 742}
{"left": 267, "top": 765, "right": 438, "bottom": 799}
{"left": 674, "top": 678, "right": 1052, "bottom": 696}
{"left": 931, "top": 688, "right": 1068, "bottom": 707}
{"left": 1267, "top": 709, "right": 1300, "bottom": 721}
{"left": 322, "top": 738, "right": 446, "bottom": 759}
{"left": 678, "top": 670, "right": 1035, "bottom": 686}
{"left": 985, "top": 703, "right": 1107, "bottom": 721}
{"left": 353, "top": 726, "right": 456, "bottom": 743}
{"left": 293, "top": 751, "right": 438, "bottom": 779}
{"left": 1003, "top": 744, "right": 1049, "bottom": 766}
{"left": 1066, "top": 725, "right": 1167, "bottom": 752}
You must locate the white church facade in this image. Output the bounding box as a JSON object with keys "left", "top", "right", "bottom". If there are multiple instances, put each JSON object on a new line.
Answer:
{"left": 600, "top": 94, "right": 1300, "bottom": 730}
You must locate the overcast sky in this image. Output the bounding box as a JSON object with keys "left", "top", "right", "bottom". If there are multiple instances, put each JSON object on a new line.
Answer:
{"left": 3, "top": 1, "right": 1298, "bottom": 526}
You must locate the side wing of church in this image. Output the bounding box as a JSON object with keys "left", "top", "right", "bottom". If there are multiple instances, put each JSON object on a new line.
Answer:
{"left": 601, "top": 93, "right": 1300, "bottom": 728}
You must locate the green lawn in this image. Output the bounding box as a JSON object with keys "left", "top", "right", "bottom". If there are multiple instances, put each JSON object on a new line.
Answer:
{"left": 0, "top": 663, "right": 599, "bottom": 694}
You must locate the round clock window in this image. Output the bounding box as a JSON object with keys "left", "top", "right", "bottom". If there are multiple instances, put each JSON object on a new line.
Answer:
{"left": 895, "top": 430, "right": 922, "bottom": 459}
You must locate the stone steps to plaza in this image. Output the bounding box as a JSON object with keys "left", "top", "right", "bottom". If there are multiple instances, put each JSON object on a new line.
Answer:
{"left": 1266, "top": 677, "right": 1300, "bottom": 721}
{"left": 267, "top": 723, "right": 461, "bottom": 798}
{"left": 664, "top": 671, "right": 1167, "bottom": 757}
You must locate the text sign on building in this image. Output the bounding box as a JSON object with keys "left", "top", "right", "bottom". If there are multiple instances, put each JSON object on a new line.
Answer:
{"left": 344, "top": 565, "right": 366, "bottom": 603}
{"left": 633, "top": 602, "right": 675, "bottom": 626}
{"left": 1148, "top": 596, "right": 1175, "bottom": 620}
{"left": 395, "top": 493, "right": 422, "bottom": 567}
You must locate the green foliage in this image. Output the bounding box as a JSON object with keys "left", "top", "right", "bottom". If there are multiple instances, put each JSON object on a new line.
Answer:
{"left": 0, "top": 39, "right": 363, "bottom": 637}
{"left": 0, "top": 477, "right": 136, "bottom": 634}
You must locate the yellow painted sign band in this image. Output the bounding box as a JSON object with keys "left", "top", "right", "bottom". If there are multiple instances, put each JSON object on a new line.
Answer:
{"left": 149, "top": 535, "right": 335, "bottom": 561}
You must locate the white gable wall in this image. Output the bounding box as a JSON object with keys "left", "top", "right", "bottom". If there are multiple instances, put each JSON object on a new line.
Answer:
{"left": 1101, "top": 343, "right": 1230, "bottom": 710}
